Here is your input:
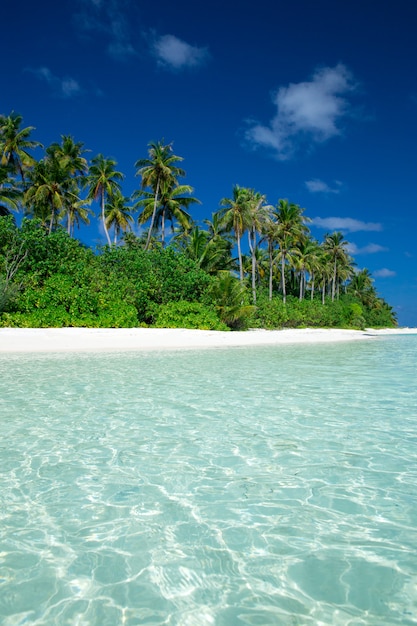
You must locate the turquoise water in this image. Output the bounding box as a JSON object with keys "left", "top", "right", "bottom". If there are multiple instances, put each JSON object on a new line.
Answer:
{"left": 1, "top": 335, "right": 417, "bottom": 625}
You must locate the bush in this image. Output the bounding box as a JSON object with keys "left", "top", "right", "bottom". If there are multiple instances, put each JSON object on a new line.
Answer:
{"left": 154, "top": 301, "right": 228, "bottom": 330}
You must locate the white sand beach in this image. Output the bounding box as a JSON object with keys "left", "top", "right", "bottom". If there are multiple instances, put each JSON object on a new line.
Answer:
{"left": 0, "top": 327, "right": 415, "bottom": 353}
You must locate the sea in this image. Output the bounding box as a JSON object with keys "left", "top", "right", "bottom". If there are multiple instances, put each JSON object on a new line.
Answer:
{"left": 1, "top": 334, "right": 416, "bottom": 625}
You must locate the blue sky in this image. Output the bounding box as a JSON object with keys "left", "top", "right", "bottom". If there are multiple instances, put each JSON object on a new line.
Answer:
{"left": 1, "top": 0, "right": 416, "bottom": 325}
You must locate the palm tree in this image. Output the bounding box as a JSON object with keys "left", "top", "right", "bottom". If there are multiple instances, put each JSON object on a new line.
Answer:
{"left": 87, "top": 154, "right": 124, "bottom": 246}
{"left": 158, "top": 182, "right": 199, "bottom": 246}
{"left": 293, "top": 236, "right": 318, "bottom": 300}
{"left": 247, "top": 190, "right": 269, "bottom": 303}
{"left": 322, "top": 231, "right": 352, "bottom": 301}
{"left": 203, "top": 211, "right": 234, "bottom": 272}
{"left": 305, "top": 240, "right": 324, "bottom": 301}
{"left": 134, "top": 141, "right": 185, "bottom": 251}
{"left": 136, "top": 181, "right": 198, "bottom": 247}
{"left": 65, "top": 198, "right": 92, "bottom": 236}
{"left": 105, "top": 192, "right": 133, "bottom": 244}
{"left": 46, "top": 136, "right": 90, "bottom": 236}
{"left": 0, "top": 111, "right": 41, "bottom": 180}
{"left": 0, "top": 165, "right": 21, "bottom": 215}
{"left": 348, "top": 268, "right": 375, "bottom": 305}
{"left": 209, "top": 271, "right": 254, "bottom": 329}
{"left": 219, "top": 185, "right": 253, "bottom": 283}
{"left": 260, "top": 214, "right": 280, "bottom": 300}
{"left": 179, "top": 224, "right": 231, "bottom": 274}
{"left": 274, "top": 199, "right": 310, "bottom": 303}
{"left": 24, "top": 158, "right": 73, "bottom": 233}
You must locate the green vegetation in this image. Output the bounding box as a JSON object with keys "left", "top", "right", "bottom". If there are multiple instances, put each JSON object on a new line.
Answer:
{"left": 0, "top": 111, "right": 397, "bottom": 330}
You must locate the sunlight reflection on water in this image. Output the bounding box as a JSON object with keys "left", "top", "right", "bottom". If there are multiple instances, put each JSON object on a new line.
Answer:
{"left": 0, "top": 336, "right": 416, "bottom": 625}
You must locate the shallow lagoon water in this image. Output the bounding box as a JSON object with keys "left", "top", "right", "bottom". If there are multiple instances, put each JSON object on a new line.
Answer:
{"left": 1, "top": 335, "right": 417, "bottom": 625}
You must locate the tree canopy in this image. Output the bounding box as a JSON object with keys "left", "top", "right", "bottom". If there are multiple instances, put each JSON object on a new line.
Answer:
{"left": 0, "top": 110, "right": 397, "bottom": 330}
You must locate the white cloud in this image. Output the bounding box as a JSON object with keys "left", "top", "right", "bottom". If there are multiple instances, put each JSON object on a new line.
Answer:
{"left": 152, "top": 34, "right": 208, "bottom": 70}
{"left": 74, "top": 0, "right": 136, "bottom": 60}
{"left": 246, "top": 64, "right": 357, "bottom": 159}
{"left": 305, "top": 178, "right": 342, "bottom": 194}
{"left": 373, "top": 268, "right": 396, "bottom": 278}
{"left": 348, "top": 242, "right": 388, "bottom": 255}
{"left": 29, "top": 67, "right": 81, "bottom": 98}
{"left": 311, "top": 216, "right": 382, "bottom": 232}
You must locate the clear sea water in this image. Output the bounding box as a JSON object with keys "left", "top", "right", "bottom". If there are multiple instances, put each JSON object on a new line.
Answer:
{"left": 1, "top": 335, "right": 417, "bottom": 626}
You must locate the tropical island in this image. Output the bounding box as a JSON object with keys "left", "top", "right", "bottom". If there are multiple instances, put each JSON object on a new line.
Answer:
{"left": 0, "top": 111, "right": 396, "bottom": 331}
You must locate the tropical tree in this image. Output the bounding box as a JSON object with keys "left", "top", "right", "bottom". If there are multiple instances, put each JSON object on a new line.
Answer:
{"left": 322, "top": 231, "right": 352, "bottom": 301}
{"left": 274, "top": 200, "right": 310, "bottom": 303}
{"left": 0, "top": 112, "right": 41, "bottom": 180}
{"left": 260, "top": 214, "right": 280, "bottom": 300}
{"left": 87, "top": 154, "right": 124, "bottom": 246}
{"left": 24, "top": 159, "right": 72, "bottom": 233}
{"left": 0, "top": 165, "right": 21, "bottom": 215}
{"left": 218, "top": 185, "right": 253, "bottom": 283}
{"left": 105, "top": 192, "right": 133, "bottom": 244}
{"left": 347, "top": 268, "right": 376, "bottom": 307}
{"left": 46, "top": 136, "right": 90, "bottom": 236}
{"left": 293, "top": 236, "right": 319, "bottom": 300}
{"left": 136, "top": 181, "right": 198, "bottom": 247}
{"left": 247, "top": 190, "right": 270, "bottom": 303}
{"left": 134, "top": 141, "right": 185, "bottom": 251}
{"left": 208, "top": 271, "right": 254, "bottom": 329}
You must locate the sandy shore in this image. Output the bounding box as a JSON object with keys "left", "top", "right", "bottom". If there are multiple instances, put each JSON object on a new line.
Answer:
{"left": 0, "top": 327, "right": 415, "bottom": 353}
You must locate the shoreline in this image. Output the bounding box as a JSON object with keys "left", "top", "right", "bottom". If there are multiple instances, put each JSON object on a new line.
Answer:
{"left": 0, "top": 327, "right": 415, "bottom": 353}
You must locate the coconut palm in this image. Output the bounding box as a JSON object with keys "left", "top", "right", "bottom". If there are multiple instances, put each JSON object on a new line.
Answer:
{"left": 0, "top": 112, "right": 41, "bottom": 180}
{"left": 87, "top": 154, "right": 124, "bottom": 246}
{"left": 105, "top": 192, "right": 133, "bottom": 244}
{"left": 180, "top": 224, "right": 232, "bottom": 274}
{"left": 293, "top": 236, "right": 319, "bottom": 300}
{"left": 260, "top": 214, "right": 280, "bottom": 300}
{"left": 136, "top": 181, "right": 198, "bottom": 247}
{"left": 247, "top": 190, "right": 270, "bottom": 303}
{"left": 348, "top": 268, "right": 375, "bottom": 306}
{"left": 209, "top": 271, "right": 254, "bottom": 329}
{"left": 46, "top": 136, "right": 90, "bottom": 236}
{"left": 322, "top": 231, "right": 352, "bottom": 301}
{"left": 0, "top": 165, "right": 21, "bottom": 215}
{"left": 218, "top": 185, "right": 253, "bottom": 283}
{"left": 24, "top": 158, "right": 76, "bottom": 233}
{"left": 273, "top": 200, "right": 310, "bottom": 303}
{"left": 134, "top": 141, "right": 185, "bottom": 251}
{"left": 203, "top": 212, "right": 234, "bottom": 272}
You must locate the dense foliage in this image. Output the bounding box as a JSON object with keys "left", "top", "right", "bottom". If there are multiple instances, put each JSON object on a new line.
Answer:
{"left": 0, "top": 112, "right": 397, "bottom": 330}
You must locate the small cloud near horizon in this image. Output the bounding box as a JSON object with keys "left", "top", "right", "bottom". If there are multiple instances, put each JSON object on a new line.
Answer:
{"left": 151, "top": 34, "right": 209, "bottom": 70}
{"left": 311, "top": 216, "right": 382, "bottom": 232}
{"left": 373, "top": 268, "right": 396, "bottom": 278}
{"left": 245, "top": 63, "right": 358, "bottom": 159}
{"left": 305, "top": 178, "right": 342, "bottom": 194}
{"left": 27, "top": 67, "right": 81, "bottom": 98}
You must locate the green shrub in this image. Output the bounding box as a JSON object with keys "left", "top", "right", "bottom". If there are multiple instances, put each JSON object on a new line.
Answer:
{"left": 154, "top": 301, "right": 228, "bottom": 330}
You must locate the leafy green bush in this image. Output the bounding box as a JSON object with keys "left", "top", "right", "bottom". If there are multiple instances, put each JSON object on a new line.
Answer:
{"left": 154, "top": 301, "right": 228, "bottom": 330}
{"left": 207, "top": 272, "right": 254, "bottom": 330}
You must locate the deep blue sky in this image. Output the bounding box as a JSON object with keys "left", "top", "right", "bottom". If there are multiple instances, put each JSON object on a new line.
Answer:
{"left": 1, "top": 0, "right": 416, "bottom": 325}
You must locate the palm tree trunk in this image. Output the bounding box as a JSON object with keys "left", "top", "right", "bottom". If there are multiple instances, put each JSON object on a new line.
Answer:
{"left": 269, "top": 244, "right": 273, "bottom": 301}
{"left": 145, "top": 178, "right": 160, "bottom": 251}
{"left": 48, "top": 200, "right": 55, "bottom": 235}
{"left": 161, "top": 208, "right": 166, "bottom": 247}
{"left": 332, "top": 259, "right": 337, "bottom": 301}
{"left": 101, "top": 193, "right": 112, "bottom": 246}
{"left": 237, "top": 231, "right": 244, "bottom": 283}
{"left": 281, "top": 253, "right": 286, "bottom": 304}
{"left": 249, "top": 227, "right": 256, "bottom": 304}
